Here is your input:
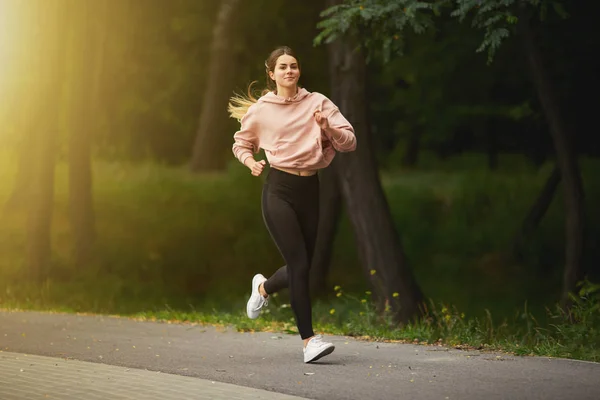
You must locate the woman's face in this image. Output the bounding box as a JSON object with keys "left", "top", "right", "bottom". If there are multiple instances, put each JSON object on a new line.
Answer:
{"left": 269, "top": 54, "right": 300, "bottom": 91}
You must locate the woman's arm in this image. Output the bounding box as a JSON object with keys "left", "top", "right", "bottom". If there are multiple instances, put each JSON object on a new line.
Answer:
{"left": 232, "top": 104, "right": 260, "bottom": 165}
{"left": 316, "top": 97, "right": 357, "bottom": 152}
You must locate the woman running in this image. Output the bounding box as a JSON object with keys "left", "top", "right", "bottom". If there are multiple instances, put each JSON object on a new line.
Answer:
{"left": 229, "top": 46, "right": 357, "bottom": 363}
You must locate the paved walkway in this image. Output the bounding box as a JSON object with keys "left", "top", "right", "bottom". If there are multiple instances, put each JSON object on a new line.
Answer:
{"left": 0, "top": 351, "right": 307, "bottom": 400}
{"left": 1, "top": 310, "right": 600, "bottom": 400}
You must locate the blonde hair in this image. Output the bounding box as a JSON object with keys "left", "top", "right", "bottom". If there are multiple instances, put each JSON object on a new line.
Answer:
{"left": 228, "top": 46, "right": 299, "bottom": 122}
{"left": 228, "top": 81, "right": 269, "bottom": 121}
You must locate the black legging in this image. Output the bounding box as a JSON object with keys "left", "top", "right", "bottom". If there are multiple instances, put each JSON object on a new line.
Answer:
{"left": 261, "top": 167, "right": 319, "bottom": 340}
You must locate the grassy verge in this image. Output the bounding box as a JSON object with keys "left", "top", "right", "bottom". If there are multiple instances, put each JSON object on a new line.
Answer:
{"left": 2, "top": 279, "right": 598, "bottom": 362}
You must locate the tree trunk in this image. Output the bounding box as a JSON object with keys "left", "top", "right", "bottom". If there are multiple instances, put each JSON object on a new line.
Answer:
{"left": 26, "top": 2, "right": 68, "bottom": 282}
{"left": 190, "top": 0, "right": 241, "bottom": 171}
{"left": 326, "top": 0, "right": 425, "bottom": 323}
{"left": 512, "top": 165, "right": 561, "bottom": 259}
{"left": 310, "top": 162, "right": 343, "bottom": 296}
{"left": 67, "top": 1, "right": 107, "bottom": 267}
{"left": 4, "top": 76, "right": 38, "bottom": 212}
{"left": 522, "top": 17, "right": 585, "bottom": 307}
{"left": 4, "top": 132, "right": 33, "bottom": 212}
{"left": 27, "top": 133, "right": 57, "bottom": 282}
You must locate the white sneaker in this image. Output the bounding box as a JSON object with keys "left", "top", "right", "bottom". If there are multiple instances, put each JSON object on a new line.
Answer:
{"left": 303, "top": 335, "right": 335, "bottom": 363}
{"left": 246, "top": 274, "right": 268, "bottom": 319}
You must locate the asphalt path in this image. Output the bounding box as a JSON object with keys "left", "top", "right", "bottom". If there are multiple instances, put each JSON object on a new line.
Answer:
{"left": 1, "top": 310, "right": 599, "bottom": 400}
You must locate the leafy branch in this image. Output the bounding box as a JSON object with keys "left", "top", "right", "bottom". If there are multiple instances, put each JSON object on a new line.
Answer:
{"left": 314, "top": 0, "right": 569, "bottom": 63}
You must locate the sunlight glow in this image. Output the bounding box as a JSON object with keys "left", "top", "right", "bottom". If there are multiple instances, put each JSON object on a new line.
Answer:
{"left": 0, "top": 0, "right": 28, "bottom": 141}
{"left": 0, "top": 0, "right": 31, "bottom": 95}
{"left": 1, "top": 0, "right": 37, "bottom": 118}
{"left": 0, "top": 1, "right": 18, "bottom": 88}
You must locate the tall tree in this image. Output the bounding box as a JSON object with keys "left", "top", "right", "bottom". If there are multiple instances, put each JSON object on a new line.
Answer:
{"left": 513, "top": 165, "right": 561, "bottom": 259}
{"left": 190, "top": 0, "right": 241, "bottom": 171}
{"left": 325, "top": 0, "right": 425, "bottom": 323}
{"left": 66, "top": 0, "right": 109, "bottom": 266}
{"left": 453, "top": 0, "right": 584, "bottom": 307}
{"left": 4, "top": 110, "right": 34, "bottom": 212}
{"left": 26, "top": 0, "right": 68, "bottom": 281}
{"left": 3, "top": 1, "right": 36, "bottom": 212}
{"left": 315, "top": 0, "right": 585, "bottom": 306}
{"left": 520, "top": 13, "right": 584, "bottom": 306}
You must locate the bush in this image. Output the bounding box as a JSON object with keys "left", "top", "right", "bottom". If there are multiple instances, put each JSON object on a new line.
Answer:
{"left": 0, "top": 154, "right": 599, "bottom": 322}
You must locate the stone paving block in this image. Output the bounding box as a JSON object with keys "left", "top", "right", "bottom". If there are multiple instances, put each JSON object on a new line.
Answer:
{"left": 0, "top": 352, "right": 308, "bottom": 400}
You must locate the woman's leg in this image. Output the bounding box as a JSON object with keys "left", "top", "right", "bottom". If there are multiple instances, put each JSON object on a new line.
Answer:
{"left": 261, "top": 265, "right": 287, "bottom": 295}
{"left": 296, "top": 179, "right": 320, "bottom": 275}
{"left": 261, "top": 185, "right": 315, "bottom": 340}
{"left": 261, "top": 177, "right": 320, "bottom": 296}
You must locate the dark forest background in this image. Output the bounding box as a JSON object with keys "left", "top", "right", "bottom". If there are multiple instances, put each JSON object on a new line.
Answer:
{"left": 0, "top": 1, "right": 598, "bottom": 341}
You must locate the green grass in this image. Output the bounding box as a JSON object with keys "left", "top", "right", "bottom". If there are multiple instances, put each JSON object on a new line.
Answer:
{"left": 1, "top": 151, "right": 599, "bottom": 362}
{"left": 2, "top": 278, "right": 598, "bottom": 362}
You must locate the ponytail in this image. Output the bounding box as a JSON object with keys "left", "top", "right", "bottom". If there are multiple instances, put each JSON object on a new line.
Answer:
{"left": 228, "top": 81, "right": 270, "bottom": 122}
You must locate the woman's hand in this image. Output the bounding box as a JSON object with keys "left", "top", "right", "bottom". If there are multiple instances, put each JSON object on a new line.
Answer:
{"left": 246, "top": 158, "right": 266, "bottom": 176}
{"left": 314, "top": 110, "right": 329, "bottom": 130}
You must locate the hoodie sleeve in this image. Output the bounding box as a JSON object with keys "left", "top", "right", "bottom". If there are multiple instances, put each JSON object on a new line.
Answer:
{"left": 232, "top": 103, "right": 261, "bottom": 165}
{"left": 320, "top": 97, "right": 357, "bottom": 152}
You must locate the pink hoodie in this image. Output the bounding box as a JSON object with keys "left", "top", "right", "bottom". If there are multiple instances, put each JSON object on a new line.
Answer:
{"left": 232, "top": 88, "right": 356, "bottom": 170}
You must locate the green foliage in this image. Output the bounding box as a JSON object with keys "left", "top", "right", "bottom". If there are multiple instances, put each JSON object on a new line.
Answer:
{"left": 318, "top": 279, "right": 599, "bottom": 361}
{"left": 315, "top": 0, "right": 569, "bottom": 63}
{"left": 366, "top": 15, "right": 535, "bottom": 161}
{"left": 2, "top": 155, "right": 600, "bottom": 316}
{"left": 544, "top": 280, "right": 600, "bottom": 358}
{"left": 314, "top": 0, "right": 442, "bottom": 62}
{"left": 450, "top": 0, "right": 568, "bottom": 62}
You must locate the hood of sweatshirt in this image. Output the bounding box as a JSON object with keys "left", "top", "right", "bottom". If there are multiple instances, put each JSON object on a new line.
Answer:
{"left": 258, "top": 87, "right": 311, "bottom": 104}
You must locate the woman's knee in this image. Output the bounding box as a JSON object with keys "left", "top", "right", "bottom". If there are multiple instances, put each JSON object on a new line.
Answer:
{"left": 287, "top": 267, "right": 310, "bottom": 293}
{"left": 288, "top": 261, "right": 310, "bottom": 279}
